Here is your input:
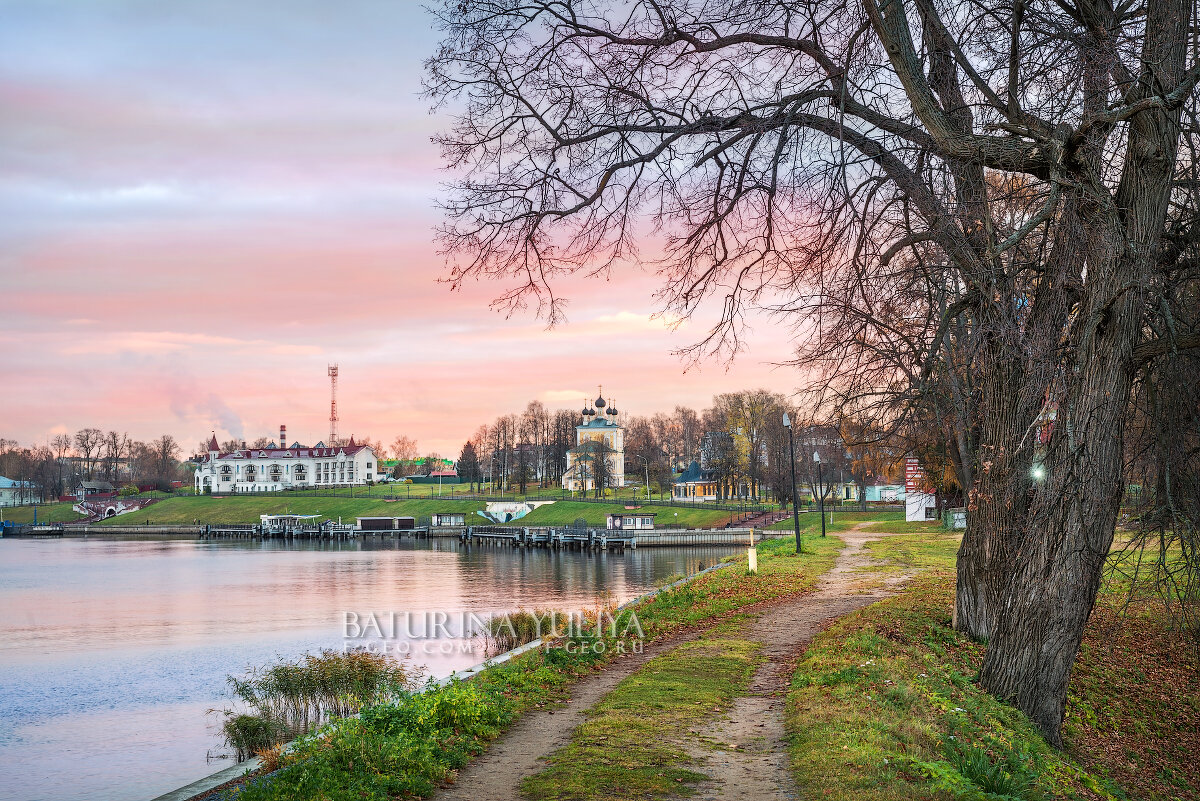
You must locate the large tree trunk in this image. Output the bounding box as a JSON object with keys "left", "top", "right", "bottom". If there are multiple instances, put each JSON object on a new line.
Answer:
{"left": 955, "top": 347, "right": 1035, "bottom": 640}
{"left": 978, "top": 321, "right": 1133, "bottom": 745}
{"left": 979, "top": 0, "right": 1189, "bottom": 744}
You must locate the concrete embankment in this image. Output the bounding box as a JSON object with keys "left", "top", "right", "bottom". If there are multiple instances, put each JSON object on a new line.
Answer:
{"left": 15, "top": 525, "right": 204, "bottom": 539}
{"left": 11, "top": 524, "right": 776, "bottom": 545}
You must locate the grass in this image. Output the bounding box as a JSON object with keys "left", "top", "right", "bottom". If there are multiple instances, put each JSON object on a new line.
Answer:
{"left": 785, "top": 573, "right": 1111, "bottom": 801}
{"left": 1065, "top": 597, "right": 1199, "bottom": 799}
{"left": 766, "top": 508, "right": 938, "bottom": 534}
{"left": 628, "top": 534, "right": 842, "bottom": 640}
{"left": 862, "top": 530, "right": 963, "bottom": 574}
{"left": 79, "top": 495, "right": 737, "bottom": 528}
{"left": 785, "top": 532, "right": 1197, "bottom": 801}
{"left": 1, "top": 502, "right": 86, "bottom": 524}
{"left": 225, "top": 641, "right": 609, "bottom": 801}
{"left": 522, "top": 634, "right": 760, "bottom": 800}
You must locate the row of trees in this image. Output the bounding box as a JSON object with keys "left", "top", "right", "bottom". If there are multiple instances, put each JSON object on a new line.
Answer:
{"left": 448, "top": 390, "right": 907, "bottom": 503}
{"left": 1, "top": 432, "right": 183, "bottom": 501}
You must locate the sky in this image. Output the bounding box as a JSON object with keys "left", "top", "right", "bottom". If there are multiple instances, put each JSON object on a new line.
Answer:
{"left": 0, "top": 0, "right": 800, "bottom": 457}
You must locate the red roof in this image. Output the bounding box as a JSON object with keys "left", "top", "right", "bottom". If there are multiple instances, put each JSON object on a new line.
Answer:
{"left": 208, "top": 434, "right": 220, "bottom": 451}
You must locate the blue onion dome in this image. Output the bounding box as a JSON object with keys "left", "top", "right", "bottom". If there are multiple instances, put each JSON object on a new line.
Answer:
{"left": 594, "top": 395, "right": 606, "bottom": 408}
{"left": 607, "top": 403, "right": 617, "bottom": 416}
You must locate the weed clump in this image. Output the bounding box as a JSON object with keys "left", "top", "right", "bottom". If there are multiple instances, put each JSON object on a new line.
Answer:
{"left": 217, "top": 648, "right": 409, "bottom": 760}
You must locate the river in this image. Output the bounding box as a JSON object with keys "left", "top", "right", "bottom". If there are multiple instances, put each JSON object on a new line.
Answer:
{"left": 0, "top": 536, "right": 739, "bottom": 801}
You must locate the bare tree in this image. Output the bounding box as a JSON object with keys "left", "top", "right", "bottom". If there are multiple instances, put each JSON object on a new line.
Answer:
{"left": 102, "top": 431, "right": 129, "bottom": 483}
{"left": 390, "top": 435, "right": 419, "bottom": 478}
{"left": 153, "top": 435, "right": 181, "bottom": 486}
{"left": 428, "top": 0, "right": 1200, "bottom": 744}
{"left": 74, "top": 428, "right": 102, "bottom": 479}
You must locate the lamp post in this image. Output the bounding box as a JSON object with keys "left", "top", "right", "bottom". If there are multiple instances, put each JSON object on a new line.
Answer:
{"left": 783, "top": 412, "right": 802, "bottom": 553}
{"left": 814, "top": 451, "right": 826, "bottom": 538}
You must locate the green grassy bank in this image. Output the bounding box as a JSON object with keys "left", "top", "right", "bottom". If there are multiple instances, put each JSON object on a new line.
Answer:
{"left": 219, "top": 533, "right": 842, "bottom": 801}
{"left": 785, "top": 532, "right": 1196, "bottom": 801}
{"left": 1, "top": 502, "right": 85, "bottom": 524}
{"left": 79, "top": 495, "right": 736, "bottom": 528}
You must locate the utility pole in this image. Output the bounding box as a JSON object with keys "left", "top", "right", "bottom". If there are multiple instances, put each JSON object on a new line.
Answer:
{"left": 783, "top": 412, "right": 802, "bottom": 553}
{"left": 815, "top": 451, "right": 826, "bottom": 538}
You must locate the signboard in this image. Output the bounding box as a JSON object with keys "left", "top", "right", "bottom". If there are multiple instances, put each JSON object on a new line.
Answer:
{"left": 904, "top": 457, "right": 925, "bottom": 494}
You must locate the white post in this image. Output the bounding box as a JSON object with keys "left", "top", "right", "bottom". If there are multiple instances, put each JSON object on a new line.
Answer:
{"left": 747, "top": 527, "right": 758, "bottom": 574}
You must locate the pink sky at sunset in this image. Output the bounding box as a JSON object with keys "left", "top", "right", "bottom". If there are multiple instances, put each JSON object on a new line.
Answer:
{"left": 1, "top": 1, "right": 804, "bottom": 457}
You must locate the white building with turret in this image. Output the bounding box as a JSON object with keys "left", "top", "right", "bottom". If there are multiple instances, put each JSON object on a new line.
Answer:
{"left": 562, "top": 391, "right": 625, "bottom": 492}
{"left": 194, "top": 427, "right": 378, "bottom": 494}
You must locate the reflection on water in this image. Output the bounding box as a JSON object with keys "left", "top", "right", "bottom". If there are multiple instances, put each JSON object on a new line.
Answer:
{"left": 0, "top": 537, "right": 738, "bottom": 801}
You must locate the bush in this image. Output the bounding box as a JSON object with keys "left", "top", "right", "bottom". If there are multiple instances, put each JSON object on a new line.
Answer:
{"left": 119, "top": 485, "right": 139, "bottom": 497}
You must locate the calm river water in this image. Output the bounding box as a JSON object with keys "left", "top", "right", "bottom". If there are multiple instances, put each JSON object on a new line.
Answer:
{"left": 0, "top": 536, "right": 739, "bottom": 801}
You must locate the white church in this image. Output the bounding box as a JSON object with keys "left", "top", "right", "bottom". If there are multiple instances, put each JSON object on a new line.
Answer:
{"left": 194, "top": 426, "right": 379, "bottom": 494}
{"left": 562, "top": 391, "right": 626, "bottom": 492}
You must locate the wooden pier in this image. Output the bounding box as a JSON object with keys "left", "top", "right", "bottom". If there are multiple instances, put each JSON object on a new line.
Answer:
{"left": 460, "top": 525, "right": 781, "bottom": 552}
{"left": 461, "top": 525, "right": 634, "bottom": 551}
{"left": 200, "top": 523, "right": 433, "bottom": 542}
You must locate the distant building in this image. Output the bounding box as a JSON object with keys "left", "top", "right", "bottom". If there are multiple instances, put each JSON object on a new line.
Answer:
{"left": 75, "top": 480, "right": 115, "bottom": 500}
{"left": 408, "top": 470, "right": 460, "bottom": 485}
{"left": 672, "top": 460, "right": 721, "bottom": 500}
{"left": 194, "top": 429, "right": 378, "bottom": 493}
{"left": 0, "top": 477, "right": 34, "bottom": 507}
{"left": 606, "top": 512, "right": 656, "bottom": 531}
{"left": 563, "top": 391, "right": 625, "bottom": 491}
{"left": 904, "top": 457, "right": 938, "bottom": 521}
{"left": 864, "top": 484, "right": 905, "bottom": 502}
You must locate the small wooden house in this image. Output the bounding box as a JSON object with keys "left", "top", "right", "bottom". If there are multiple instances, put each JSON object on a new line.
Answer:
{"left": 431, "top": 512, "right": 466, "bottom": 527}
{"left": 605, "top": 512, "right": 656, "bottom": 531}
{"left": 356, "top": 516, "right": 417, "bottom": 531}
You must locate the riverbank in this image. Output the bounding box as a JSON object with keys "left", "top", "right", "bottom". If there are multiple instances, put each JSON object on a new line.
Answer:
{"left": 219, "top": 523, "right": 1198, "bottom": 801}
{"left": 196, "top": 534, "right": 847, "bottom": 801}
{"left": 1, "top": 489, "right": 769, "bottom": 529}
{"left": 510, "top": 528, "right": 1195, "bottom": 801}
{"left": 2, "top": 536, "right": 744, "bottom": 801}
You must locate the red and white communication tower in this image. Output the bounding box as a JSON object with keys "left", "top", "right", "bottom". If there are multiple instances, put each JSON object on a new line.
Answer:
{"left": 327, "top": 364, "right": 339, "bottom": 445}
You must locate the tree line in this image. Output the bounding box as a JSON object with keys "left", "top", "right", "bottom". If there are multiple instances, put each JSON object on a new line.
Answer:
{"left": 0, "top": 430, "right": 183, "bottom": 501}
{"left": 439, "top": 390, "right": 905, "bottom": 503}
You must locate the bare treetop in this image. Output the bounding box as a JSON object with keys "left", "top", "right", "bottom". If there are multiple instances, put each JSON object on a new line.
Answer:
{"left": 428, "top": 0, "right": 1198, "bottom": 356}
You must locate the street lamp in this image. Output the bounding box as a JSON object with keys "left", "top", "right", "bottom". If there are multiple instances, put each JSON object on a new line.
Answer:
{"left": 814, "top": 450, "right": 826, "bottom": 538}
{"left": 783, "top": 412, "right": 803, "bottom": 553}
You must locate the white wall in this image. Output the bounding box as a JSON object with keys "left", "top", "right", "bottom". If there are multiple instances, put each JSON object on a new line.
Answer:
{"left": 905, "top": 491, "right": 937, "bottom": 522}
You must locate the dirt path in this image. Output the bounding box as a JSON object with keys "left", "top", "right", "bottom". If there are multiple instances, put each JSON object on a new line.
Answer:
{"left": 686, "top": 525, "right": 909, "bottom": 800}
{"left": 432, "top": 525, "right": 907, "bottom": 801}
